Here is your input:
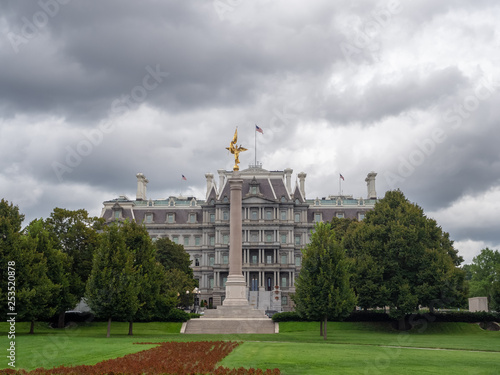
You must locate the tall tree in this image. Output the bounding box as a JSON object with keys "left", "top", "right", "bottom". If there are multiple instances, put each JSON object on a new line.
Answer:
{"left": 24, "top": 219, "right": 76, "bottom": 329}
{"left": 85, "top": 224, "right": 139, "bottom": 337}
{"left": 45, "top": 208, "right": 103, "bottom": 327}
{"left": 345, "top": 190, "right": 467, "bottom": 329}
{"left": 0, "top": 200, "right": 57, "bottom": 333}
{"left": 155, "top": 238, "right": 193, "bottom": 277}
{"left": 293, "top": 222, "right": 356, "bottom": 340}
{"left": 466, "top": 248, "right": 500, "bottom": 311}
{"left": 121, "top": 220, "right": 163, "bottom": 334}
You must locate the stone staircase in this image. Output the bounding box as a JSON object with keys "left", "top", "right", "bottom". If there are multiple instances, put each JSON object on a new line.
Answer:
{"left": 182, "top": 306, "right": 277, "bottom": 334}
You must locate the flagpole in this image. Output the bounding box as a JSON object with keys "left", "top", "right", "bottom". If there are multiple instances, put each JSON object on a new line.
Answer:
{"left": 255, "top": 126, "right": 257, "bottom": 166}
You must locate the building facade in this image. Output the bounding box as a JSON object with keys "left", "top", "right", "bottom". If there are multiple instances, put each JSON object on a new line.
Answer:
{"left": 101, "top": 165, "right": 378, "bottom": 312}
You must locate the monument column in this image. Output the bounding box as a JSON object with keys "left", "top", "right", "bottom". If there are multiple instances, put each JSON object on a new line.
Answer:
{"left": 223, "top": 171, "right": 249, "bottom": 306}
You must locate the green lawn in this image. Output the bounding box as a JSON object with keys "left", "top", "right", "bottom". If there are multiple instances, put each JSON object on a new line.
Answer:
{"left": 1, "top": 321, "right": 499, "bottom": 374}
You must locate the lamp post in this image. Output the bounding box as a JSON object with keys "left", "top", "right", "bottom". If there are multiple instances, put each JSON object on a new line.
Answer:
{"left": 193, "top": 287, "right": 201, "bottom": 313}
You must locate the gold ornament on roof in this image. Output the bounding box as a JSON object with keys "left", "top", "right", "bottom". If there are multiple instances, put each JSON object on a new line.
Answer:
{"left": 226, "top": 128, "right": 247, "bottom": 171}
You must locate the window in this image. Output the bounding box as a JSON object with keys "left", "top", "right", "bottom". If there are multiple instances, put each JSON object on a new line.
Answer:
{"left": 145, "top": 213, "right": 153, "bottom": 223}
{"left": 223, "top": 255, "right": 229, "bottom": 264}
{"left": 223, "top": 234, "right": 229, "bottom": 245}
{"left": 266, "top": 255, "right": 273, "bottom": 264}
{"left": 209, "top": 278, "right": 214, "bottom": 289}
{"left": 184, "top": 236, "right": 189, "bottom": 246}
{"left": 295, "top": 256, "right": 301, "bottom": 266}
{"left": 222, "top": 276, "right": 227, "bottom": 287}
{"left": 222, "top": 211, "right": 229, "bottom": 221}
{"left": 281, "top": 255, "right": 287, "bottom": 264}
{"left": 223, "top": 196, "right": 229, "bottom": 203}
{"left": 358, "top": 213, "right": 365, "bottom": 221}
{"left": 209, "top": 256, "right": 215, "bottom": 266}
{"left": 195, "top": 257, "right": 200, "bottom": 267}
{"left": 294, "top": 212, "right": 300, "bottom": 222}
{"left": 280, "top": 234, "right": 287, "bottom": 244}
{"left": 281, "top": 196, "right": 286, "bottom": 203}
{"left": 337, "top": 212, "right": 344, "bottom": 219}
{"left": 265, "top": 232, "right": 273, "bottom": 242}
{"left": 266, "top": 210, "right": 272, "bottom": 220}
{"left": 251, "top": 186, "right": 257, "bottom": 194}
{"left": 195, "top": 237, "right": 201, "bottom": 246}
{"left": 209, "top": 236, "right": 215, "bottom": 246}
{"left": 282, "top": 296, "right": 288, "bottom": 306}
{"left": 250, "top": 231, "right": 259, "bottom": 242}
{"left": 167, "top": 213, "right": 175, "bottom": 223}
{"left": 251, "top": 255, "right": 258, "bottom": 264}
{"left": 210, "top": 213, "right": 215, "bottom": 222}
{"left": 114, "top": 210, "right": 120, "bottom": 219}
{"left": 189, "top": 213, "right": 196, "bottom": 223}
{"left": 295, "top": 235, "right": 301, "bottom": 246}
{"left": 281, "top": 276, "right": 288, "bottom": 287}
{"left": 280, "top": 210, "right": 287, "bottom": 220}
{"left": 172, "top": 236, "right": 179, "bottom": 244}
{"left": 251, "top": 210, "right": 258, "bottom": 220}
{"left": 314, "top": 213, "right": 321, "bottom": 223}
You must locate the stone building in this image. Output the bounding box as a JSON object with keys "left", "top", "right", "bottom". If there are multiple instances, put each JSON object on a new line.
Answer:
{"left": 100, "top": 165, "right": 378, "bottom": 312}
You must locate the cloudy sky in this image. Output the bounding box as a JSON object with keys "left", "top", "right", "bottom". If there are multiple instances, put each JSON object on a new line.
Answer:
{"left": 1, "top": 0, "right": 499, "bottom": 263}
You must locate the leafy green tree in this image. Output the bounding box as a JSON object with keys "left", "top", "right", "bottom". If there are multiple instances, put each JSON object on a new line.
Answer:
{"left": 0, "top": 199, "right": 24, "bottom": 317}
{"left": 45, "top": 208, "right": 103, "bottom": 325}
{"left": 0, "top": 200, "right": 58, "bottom": 334}
{"left": 155, "top": 237, "right": 193, "bottom": 277}
{"left": 293, "top": 222, "right": 357, "bottom": 340}
{"left": 85, "top": 224, "right": 139, "bottom": 337}
{"left": 24, "top": 219, "right": 76, "bottom": 329}
{"left": 466, "top": 248, "right": 500, "bottom": 311}
{"left": 121, "top": 220, "right": 164, "bottom": 334}
{"left": 345, "top": 190, "right": 467, "bottom": 328}
{"left": 164, "top": 268, "right": 197, "bottom": 310}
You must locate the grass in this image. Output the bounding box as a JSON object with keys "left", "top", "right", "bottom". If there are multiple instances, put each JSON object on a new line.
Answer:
{"left": 1, "top": 320, "right": 499, "bottom": 374}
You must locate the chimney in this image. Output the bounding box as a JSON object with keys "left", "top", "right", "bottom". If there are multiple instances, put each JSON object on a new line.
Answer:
{"left": 136, "top": 173, "right": 148, "bottom": 200}
{"left": 365, "top": 172, "right": 377, "bottom": 199}
{"left": 298, "top": 172, "right": 307, "bottom": 198}
{"left": 217, "top": 169, "right": 226, "bottom": 193}
{"left": 284, "top": 168, "right": 293, "bottom": 194}
{"left": 205, "top": 173, "right": 214, "bottom": 198}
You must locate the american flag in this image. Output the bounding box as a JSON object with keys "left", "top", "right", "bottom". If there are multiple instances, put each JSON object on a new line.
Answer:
{"left": 340, "top": 174, "right": 344, "bottom": 181}
{"left": 182, "top": 175, "right": 187, "bottom": 180}
{"left": 255, "top": 125, "right": 263, "bottom": 134}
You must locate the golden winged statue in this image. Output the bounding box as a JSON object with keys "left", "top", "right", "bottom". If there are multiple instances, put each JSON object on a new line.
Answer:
{"left": 226, "top": 128, "right": 247, "bottom": 171}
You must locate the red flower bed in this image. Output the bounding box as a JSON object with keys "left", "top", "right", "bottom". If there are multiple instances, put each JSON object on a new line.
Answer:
{"left": 4, "top": 341, "right": 280, "bottom": 375}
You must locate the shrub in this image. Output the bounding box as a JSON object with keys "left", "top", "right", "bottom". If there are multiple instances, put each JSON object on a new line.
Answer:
{"left": 272, "top": 311, "right": 309, "bottom": 322}
{"left": 166, "top": 308, "right": 190, "bottom": 322}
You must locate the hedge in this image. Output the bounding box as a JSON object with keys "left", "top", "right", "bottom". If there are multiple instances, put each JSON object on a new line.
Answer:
{"left": 271, "top": 310, "right": 500, "bottom": 323}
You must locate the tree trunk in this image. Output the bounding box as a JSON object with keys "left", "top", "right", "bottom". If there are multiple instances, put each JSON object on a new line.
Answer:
{"left": 58, "top": 311, "right": 65, "bottom": 329}
{"left": 107, "top": 317, "right": 111, "bottom": 338}
{"left": 323, "top": 316, "right": 327, "bottom": 340}
{"left": 29, "top": 320, "right": 35, "bottom": 334}
{"left": 128, "top": 321, "right": 133, "bottom": 336}
{"left": 320, "top": 320, "right": 323, "bottom": 336}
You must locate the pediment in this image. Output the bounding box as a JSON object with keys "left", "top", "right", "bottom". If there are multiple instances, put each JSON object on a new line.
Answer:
{"left": 242, "top": 195, "right": 275, "bottom": 204}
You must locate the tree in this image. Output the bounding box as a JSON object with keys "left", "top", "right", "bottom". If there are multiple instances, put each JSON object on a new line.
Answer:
{"left": 466, "top": 248, "right": 500, "bottom": 311}
{"left": 345, "top": 190, "right": 467, "bottom": 329}
{"left": 155, "top": 238, "right": 193, "bottom": 277}
{"left": 45, "top": 208, "right": 103, "bottom": 328}
{"left": 85, "top": 223, "right": 139, "bottom": 337}
{"left": 293, "top": 222, "right": 356, "bottom": 340}
{"left": 163, "top": 268, "right": 197, "bottom": 310}
{"left": 121, "top": 220, "right": 163, "bottom": 334}
{"left": 24, "top": 219, "right": 76, "bottom": 330}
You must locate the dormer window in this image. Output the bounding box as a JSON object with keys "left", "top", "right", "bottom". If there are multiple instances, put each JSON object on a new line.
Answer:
{"left": 114, "top": 210, "right": 121, "bottom": 219}
{"left": 223, "top": 196, "right": 229, "bottom": 203}
{"left": 145, "top": 213, "right": 153, "bottom": 223}
{"left": 249, "top": 177, "right": 260, "bottom": 195}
